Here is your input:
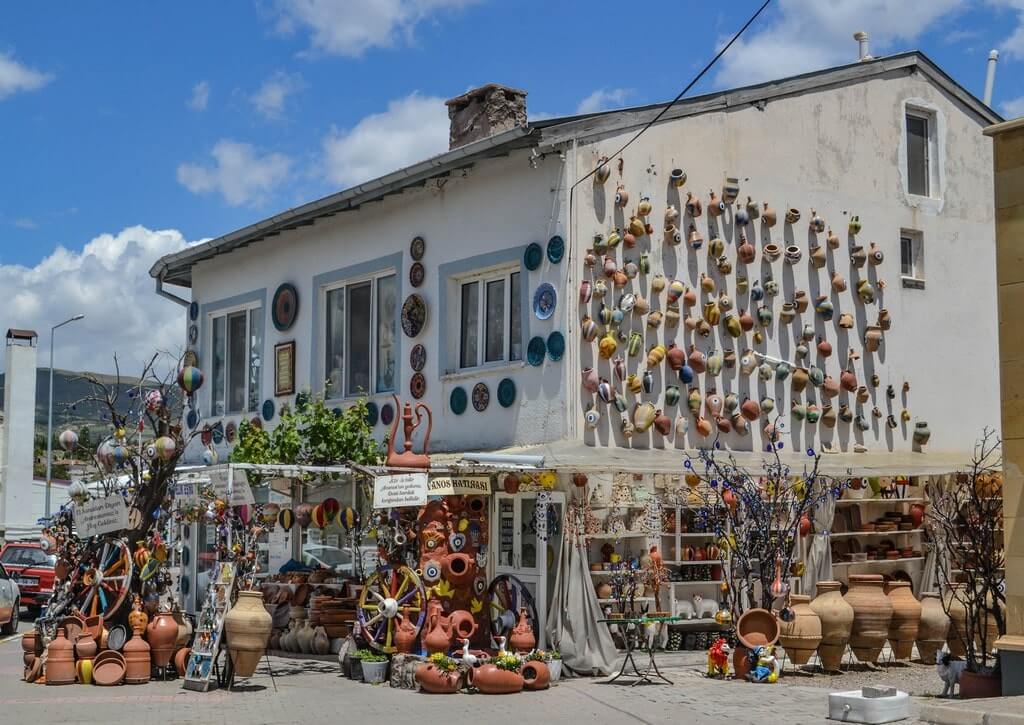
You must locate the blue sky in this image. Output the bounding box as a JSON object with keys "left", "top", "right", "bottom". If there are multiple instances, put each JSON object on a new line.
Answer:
{"left": 2, "top": 0, "right": 1023, "bottom": 373}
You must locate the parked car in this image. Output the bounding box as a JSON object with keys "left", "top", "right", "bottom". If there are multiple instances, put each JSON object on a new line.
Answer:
{"left": 0, "top": 541, "right": 56, "bottom": 616}
{"left": 0, "top": 563, "right": 20, "bottom": 633}
{"left": 301, "top": 543, "right": 379, "bottom": 575}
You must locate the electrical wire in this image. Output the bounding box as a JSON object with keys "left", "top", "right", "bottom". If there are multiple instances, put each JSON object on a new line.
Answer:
{"left": 569, "top": 0, "right": 773, "bottom": 191}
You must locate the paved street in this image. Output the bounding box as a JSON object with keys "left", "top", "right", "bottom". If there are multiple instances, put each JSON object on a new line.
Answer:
{"left": 1, "top": 615, "right": 935, "bottom": 725}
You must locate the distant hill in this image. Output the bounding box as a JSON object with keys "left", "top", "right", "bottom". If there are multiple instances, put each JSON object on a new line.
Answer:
{"left": 0, "top": 368, "right": 147, "bottom": 438}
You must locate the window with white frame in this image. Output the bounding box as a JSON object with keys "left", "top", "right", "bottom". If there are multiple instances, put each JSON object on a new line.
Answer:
{"left": 905, "top": 108, "right": 936, "bottom": 197}
{"left": 323, "top": 273, "right": 396, "bottom": 398}
{"left": 900, "top": 229, "right": 924, "bottom": 285}
{"left": 458, "top": 269, "right": 522, "bottom": 369}
{"left": 210, "top": 305, "right": 263, "bottom": 416}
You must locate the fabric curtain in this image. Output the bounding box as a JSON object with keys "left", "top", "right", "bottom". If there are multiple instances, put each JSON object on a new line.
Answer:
{"left": 801, "top": 482, "right": 837, "bottom": 596}
{"left": 546, "top": 528, "right": 616, "bottom": 676}
{"left": 919, "top": 474, "right": 950, "bottom": 596}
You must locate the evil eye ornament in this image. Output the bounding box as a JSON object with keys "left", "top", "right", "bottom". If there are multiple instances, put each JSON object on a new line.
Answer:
{"left": 449, "top": 532, "right": 466, "bottom": 552}
{"left": 474, "top": 576, "right": 487, "bottom": 596}
{"left": 425, "top": 536, "right": 439, "bottom": 550}
{"left": 422, "top": 561, "right": 442, "bottom": 583}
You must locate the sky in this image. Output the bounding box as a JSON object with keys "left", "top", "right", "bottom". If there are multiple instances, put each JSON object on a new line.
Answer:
{"left": 2, "top": 0, "right": 1024, "bottom": 375}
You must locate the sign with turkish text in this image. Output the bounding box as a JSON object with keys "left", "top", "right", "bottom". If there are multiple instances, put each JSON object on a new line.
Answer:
{"left": 372, "top": 473, "right": 428, "bottom": 508}
{"left": 209, "top": 468, "right": 255, "bottom": 506}
{"left": 75, "top": 495, "right": 130, "bottom": 537}
{"left": 427, "top": 475, "right": 492, "bottom": 497}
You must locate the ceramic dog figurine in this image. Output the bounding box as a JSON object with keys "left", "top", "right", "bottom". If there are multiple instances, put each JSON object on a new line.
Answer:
{"left": 936, "top": 650, "right": 967, "bottom": 698}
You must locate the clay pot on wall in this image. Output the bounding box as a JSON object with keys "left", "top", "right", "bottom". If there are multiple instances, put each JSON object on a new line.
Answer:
{"left": 916, "top": 593, "right": 951, "bottom": 664}
{"left": 844, "top": 574, "right": 893, "bottom": 664}
{"left": 222, "top": 591, "right": 273, "bottom": 677}
{"left": 778, "top": 595, "right": 822, "bottom": 665}
{"left": 885, "top": 581, "right": 922, "bottom": 660}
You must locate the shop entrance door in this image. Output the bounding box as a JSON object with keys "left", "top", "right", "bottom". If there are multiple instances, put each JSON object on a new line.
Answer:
{"left": 492, "top": 491, "right": 565, "bottom": 648}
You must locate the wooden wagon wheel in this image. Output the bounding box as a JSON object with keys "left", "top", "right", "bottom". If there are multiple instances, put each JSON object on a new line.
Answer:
{"left": 67, "top": 537, "right": 134, "bottom": 622}
{"left": 487, "top": 573, "right": 538, "bottom": 646}
{"left": 357, "top": 564, "right": 426, "bottom": 653}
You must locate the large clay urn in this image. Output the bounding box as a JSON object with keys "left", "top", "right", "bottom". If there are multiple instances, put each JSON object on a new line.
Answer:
{"left": 467, "top": 662, "right": 524, "bottom": 694}
{"left": 777, "top": 595, "right": 822, "bottom": 665}
{"left": 522, "top": 659, "right": 550, "bottom": 690}
{"left": 811, "top": 581, "right": 854, "bottom": 672}
{"left": 223, "top": 590, "right": 273, "bottom": 677}
{"left": 395, "top": 606, "right": 419, "bottom": 654}
{"left": 146, "top": 611, "right": 179, "bottom": 668}
{"left": 45, "top": 628, "right": 76, "bottom": 685}
{"left": 844, "top": 575, "right": 893, "bottom": 663}
{"left": 885, "top": 581, "right": 921, "bottom": 660}
{"left": 123, "top": 626, "right": 152, "bottom": 684}
{"left": 509, "top": 607, "right": 536, "bottom": 653}
{"left": 75, "top": 631, "right": 98, "bottom": 660}
{"left": 415, "top": 662, "right": 462, "bottom": 693}
{"left": 917, "top": 592, "right": 951, "bottom": 663}
{"left": 424, "top": 602, "right": 452, "bottom": 655}
{"left": 944, "top": 584, "right": 969, "bottom": 657}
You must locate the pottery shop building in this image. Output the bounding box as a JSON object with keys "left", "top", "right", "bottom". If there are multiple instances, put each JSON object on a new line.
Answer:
{"left": 151, "top": 51, "right": 1003, "bottom": 662}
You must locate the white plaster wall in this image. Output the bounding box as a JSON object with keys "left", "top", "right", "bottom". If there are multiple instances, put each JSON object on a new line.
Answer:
{"left": 187, "top": 150, "right": 569, "bottom": 461}
{"left": 1, "top": 342, "right": 39, "bottom": 536}
{"left": 569, "top": 70, "right": 997, "bottom": 455}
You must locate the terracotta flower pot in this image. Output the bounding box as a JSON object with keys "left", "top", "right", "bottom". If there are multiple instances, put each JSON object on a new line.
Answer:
{"left": 959, "top": 669, "right": 1002, "bottom": 699}
{"left": 416, "top": 663, "right": 463, "bottom": 693}
{"left": 45, "top": 627, "right": 76, "bottom": 686}
{"left": 737, "top": 608, "right": 780, "bottom": 649}
{"left": 223, "top": 590, "right": 273, "bottom": 677}
{"left": 778, "top": 595, "right": 822, "bottom": 665}
{"left": 123, "top": 626, "right": 152, "bottom": 684}
{"left": 175, "top": 647, "right": 192, "bottom": 677}
{"left": 885, "top": 581, "right": 921, "bottom": 660}
{"left": 468, "top": 663, "right": 524, "bottom": 694}
{"left": 944, "top": 585, "right": 969, "bottom": 658}
{"left": 916, "top": 593, "right": 950, "bottom": 663}
{"left": 844, "top": 575, "right": 893, "bottom": 664}
{"left": 522, "top": 660, "right": 550, "bottom": 690}
{"left": 810, "top": 582, "right": 854, "bottom": 672}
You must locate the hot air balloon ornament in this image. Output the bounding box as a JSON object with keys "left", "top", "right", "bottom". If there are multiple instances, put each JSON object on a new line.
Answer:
{"left": 59, "top": 428, "right": 79, "bottom": 452}
{"left": 177, "top": 366, "right": 204, "bottom": 394}
{"left": 144, "top": 388, "right": 164, "bottom": 412}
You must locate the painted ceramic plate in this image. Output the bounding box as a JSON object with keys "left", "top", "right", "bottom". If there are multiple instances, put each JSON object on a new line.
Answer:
{"left": 188, "top": 325, "right": 198, "bottom": 345}
{"left": 182, "top": 350, "right": 199, "bottom": 367}
{"left": 272, "top": 283, "right": 299, "bottom": 331}
{"left": 533, "top": 282, "right": 557, "bottom": 320}
{"left": 211, "top": 423, "right": 224, "bottom": 445}
{"left": 189, "top": 300, "right": 199, "bottom": 321}
{"left": 250, "top": 416, "right": 263, "bottom": 430}
{"left": 410, "top": 372, "right": 426, "bottom": 399}
{"left": 410, "top": 343, "right": 427, "bottom": 372}
{"left": 497, "top": 378, "right": 516, "bottom": 408}
{"left": 472, "top": 382, "right": 490, "bottom": 412}
{"left": 450, "top": 386, "right": 468, "bottom": 415}
{"left": 409, "top": 261, "right": 425, "bottom": 288}
{"left": 186, "top": 409, "right": 200, "bottom": 430}
{"left": 201, "top": 427, "right": 213, "bottom": 446}
{"left": 401, "top": 294, "right": 427, "bottom": 337}
{"left": 547, "top": 235, "right": 565, "bottom": 264}
{"left": 380, "top": 403, "right": 395, "bottom": 426}
{"left": 225, "top": 421, "right": 237, "bottom": 443}
{"left": 410, "top": 235, "right": 426, "bottom": 261}
{"left": 332, "top": 407, "right": 344, "bottom": 417}
{"left": 365, "top": 401, "right": 379, "bottom": 427}
{"left": 262, "top": 399, "right": 275, "bottom": 421}
{"left": 526, "top": 336, "right": 546, "bottom": 366}
{"left": 524, "top": 242, "right": 543, "bottom": 271}
{"left": 546, "top": 331, "right": 565, "bottom": 361}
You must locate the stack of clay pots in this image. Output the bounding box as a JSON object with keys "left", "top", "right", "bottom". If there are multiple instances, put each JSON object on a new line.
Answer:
{"left": 810, "top": 581, "right": 854, "bottom": 671}
{"left": 844, "top": 574, "right": 893, "bottom": 663}
{"left": 916, "top": 592, "right": 951, "bottom": 663}
{"left": 885, "top": 581, "right": 921, "bottom": 660}
{"left": 777, "top": 595, "right": 822, "bottom": 665}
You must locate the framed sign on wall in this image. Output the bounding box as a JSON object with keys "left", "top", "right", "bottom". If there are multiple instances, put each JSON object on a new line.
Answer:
{"left": 275, "top": 341, "right": 296, "bottom": 396}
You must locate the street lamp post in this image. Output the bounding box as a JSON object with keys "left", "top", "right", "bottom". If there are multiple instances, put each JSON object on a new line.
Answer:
{"left": 44, "top": 314, "right": 85, "bottom": 518}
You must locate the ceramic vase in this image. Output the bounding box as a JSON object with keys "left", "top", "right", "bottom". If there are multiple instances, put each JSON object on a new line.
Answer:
{"left": 845, "top": 575, "right": 893, "bottom": 664}
{"left": 885, "top": 581, "right": 921, "bottom": 660}
{"left": 45, "top": 628, "right": 76, "bottom": 685}
{"left": 123, "top": 626, "right": 152, "bottom": 684}
{"left": 778, "top": 595, "right": 822, "bottom": 665}
{"left": 808, "top": 582, "right": 853, "bottom": 671}
{"left": 509, "top": 608, "right": 536, "bottom": 653}
{"left": 146, "top": 612, "right": 178, "bottom": 668}
{"left": 223, "top": 590, "right": 273, "bottom": 677}
{"left": 916, "top": 592, "right": 951, "bottom": 663}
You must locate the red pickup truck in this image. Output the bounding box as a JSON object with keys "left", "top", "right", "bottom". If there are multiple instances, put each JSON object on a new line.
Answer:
{"left": 0, "top": 541, "right": 56, "bottom": 615}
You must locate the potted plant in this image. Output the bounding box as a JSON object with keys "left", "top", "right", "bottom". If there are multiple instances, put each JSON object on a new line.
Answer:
{"left": 547, "top": 649, "right": 563, "bottom": 682}
{"left": 350, "top": 648, "right": 374, "bottom": 681}
{"left": 415, "top": 652, "right": 463, "bottom": 693}
{"left": 467, "top": 652, "right": 524, "bottom": 694}
{"left": 926, "top": 431, "right": 1005, "bottom": 699}
{"left": 522, "top": 650, "right": 551, "bottom": 690}
{"left": 359, "top": 651, "right": 390, "bottom": 684}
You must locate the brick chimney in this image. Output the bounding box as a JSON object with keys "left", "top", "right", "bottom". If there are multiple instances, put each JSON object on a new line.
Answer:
{"left": 444, "top": 83, "right": 528, "bottom": 150}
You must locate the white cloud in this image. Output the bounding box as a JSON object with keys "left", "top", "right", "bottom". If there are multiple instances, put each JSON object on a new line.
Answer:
{"left": 576, "top": 88, "right": 632, "bottom": 115}
{"left": 713, "top": 0, "right": 967, "bottom": 88}
{"left": 187, "top": 80, "right": 210, "bottom": 111}
{"left": 272, "top": 0, "right": 476, "bottom": 56}
{"left": 14, "top": 217, "right": 38, "bottom": 230}
{"left": 250, "top": 71, "right": 305, "bottom": 119}
{"left": 0, "top": 226, "right": 194, "bottom": 375}
{"left": 994, "top": 0, "right": 1024, "bottom": 58}
{"left": 177, "top": 139, "right": 293, "bottom": 206}
{"left": 0, "top": 51, "right": 53, "bottom": 101}
{"left": 1002, "top": 96, "right": 1024, "bottom": 119}
{"left": 322, "top": 92, "right": 448, "bottom": 187}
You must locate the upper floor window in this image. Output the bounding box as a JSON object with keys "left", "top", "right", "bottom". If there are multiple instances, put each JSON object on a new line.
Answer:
{"left": 210, "top": 305, "right": 263, "bottom": 415}
{"left": 906, "top": 112, "right": 930, "bottom": 196}
{"left": 324, "top": 273, "right": 396, "bottom": 398}
{"left": 900, "top": 229, "right": 925, "bottom": 287}
{"left": 459, "top": 269, "right": 522, "bottom": 369}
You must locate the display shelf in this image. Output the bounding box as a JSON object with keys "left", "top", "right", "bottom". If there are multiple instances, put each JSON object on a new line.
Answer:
{"left": 590, "top": 504, "right": 649, "bottom": 510}
{"left": 833, "top": 556, "right": 926, "bottom": 567}
{"left": 597, "top": 597, "right": 655, "bottom": 604}
{"left": 586, "top": 532, "right": 653, "bottom": 540}
{"left": 830, "top": 529, "right": 923, "bottom": 538}
{"left": 670, "top": 580, "right": 725, "bottom": 585}
{"left": 836, "top": 497, "right": 924, "bottom": 505}
{"left": 662, "top": 531, "right": 716, "bottom": 538}
{"left": 662, "top": 560, "right": 721, "bottom": 566}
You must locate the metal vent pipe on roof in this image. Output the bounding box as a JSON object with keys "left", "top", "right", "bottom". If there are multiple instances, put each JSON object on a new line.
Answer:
{"left": 854, "top": 31, "right": 871, "bottom": 61}
{"left": 984, "top": 50, "right": 999, "bottom": 107}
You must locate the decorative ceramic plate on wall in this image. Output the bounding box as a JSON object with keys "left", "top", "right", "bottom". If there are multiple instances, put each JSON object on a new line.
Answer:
{"left": 524, "top": 242, "right": 543, "bottom": 271}
{"left": 262, "top": 399, "right": 275, "bottom": 421}
{"left": 547, "top": 235, "right": 565, "bottom": 264}
{"left": 401, "top": 294, "right": 427, "bottom": 337}
{"left": 546, "top": 331, "right": 565, "bottom": 361}
{"left": 533, "top": 283, "right": 557, "bottom": 320}
{"left": 380, "top": 402, "right": 395, "bottom": 426}
{"left": 497, "top": 378, "right": 516, "bottom": 408}
{"left": 472, "top": 382, "right": 490, "bottom": 412}
{"left": 272, "top": 283, "right": 299, "bottom": 331}
{"left": 211, "top": 423, "right": 224, "bottom": 445}
{"left": 410, "top": 372, "right": 426, "bottom": 399}
{"left": 189, "top": 300, "right": 199, "bottom": 321}
{"left": 225, "top": 421, "right": 237, "bottom": 443}
{"left": 250, "top": 416, "right": 262, "bottom": 430}
{"left": 409, "top": 261, "right": 425, "bottom": 288}
{"left": 450, "top": 386, "right": 468, "bottom": 415}
{"left": 410, "top": 343, "right": 426, "bottom": 372}
{"left": 526, "top": 336, "right": 546, "bottom": 366}
{"left": 188, "top": 325, "right": 198, "bottom": 345}
{"left": 186, "top": 409, "right": 200, "bottom": 429}
{"left": 183, "top": 350, "right": 199, "bottom": 367}
{"left": 410, "top": 235, "right": 426, "bottom": 261}
{"left": 365, "top": 401, "right": 379, "bottom": 427}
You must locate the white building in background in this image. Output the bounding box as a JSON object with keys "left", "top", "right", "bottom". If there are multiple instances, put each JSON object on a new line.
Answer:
{"left": 1, "top": 330, "right": 41, "bottom": 541}
{"left": 151, "top": 51, "right": 1000, "bottom": 471}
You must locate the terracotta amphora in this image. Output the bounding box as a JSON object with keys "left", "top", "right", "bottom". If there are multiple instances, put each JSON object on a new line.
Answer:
{"left": 844, "top": 575, "right": 893, "bottom": 664}
{"left": 146, "top": 611, "right": 178, "bottom": 668}
{"left": 811, "top": 581, "right": 854, "bottom": 672}
{"left": 123, "top": 625, "right": 152, "bottom": 684}
{"left": 396, "top": 606, "right": 419, "bottom": 654}
{"left": 45, "top": 627, "right": 77, "bottom": 685}
{"left": 916, "top": 593, "right": 950, "bottom": 663}
{"left": 424, "top": 603, "right": 452, "bottom": 655}
{"left": 885, "top": 581, "right": 921, "bottom": 660}
{"left": 778, "top": 595, "right": 822, "bottom": 665}
{"left": 222, "top": 591, "right": 273, "bottom": 677}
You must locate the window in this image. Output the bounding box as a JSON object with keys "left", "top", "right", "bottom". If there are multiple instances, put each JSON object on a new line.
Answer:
{"left": 210, "top": 305, "right": 262, "bottom": 415}
{"left": 906, "top": 111, "right": 931, "bottom": 197}
{"left": 324, "top": 273, "right": 396, "bottom": 398}
{"left": 459, "top": 269, "right": 521, "bottom": 369}
{"left": 900, "top": 229, "right": 925, "bottom": 286}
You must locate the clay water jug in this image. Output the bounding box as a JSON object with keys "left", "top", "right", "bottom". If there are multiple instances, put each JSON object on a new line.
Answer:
{"left": 703, "top": 300, "right": 721, "bottom": 325}
{"left": 844, "top": 575, "right": 893, "bottom": 663}
{"left": 667, "top": 344, "right": 686, "bottom": 371}
{"left": 685, "top": 191, "right": 703, "bottom": 217}
{"left": 695, "top": 416, "right": 713, "bottom": 437}
{"left": 654, "top": 410, "right": 672, "bottom": 436}
{"left": 885, "top": 581, "right": 921, "bottom": 660}
{"left": 914, "top": 592, "right": 949, "bottom": 663}
{"left": 817, "top": 337, "right": 832, "bottom": 358}
{"left": 684, "top": 285, "right": 698, "bottom": 307}
{"left": 740, "top": 397, "right": 760, "bottom": 421}
{"left": 709, "top": 236, "right": 725, "bottom": 258}
{"left": 739, "top": 308, "right": 754, "bottom": 332}
{"left": 634, "top": 402, "right": 656, "bottom": 433}
{"left": 313, "top": 626, "right": 330, "bottom": 655}
{"left": 146, "top": 611, "right": 178, "bottom": 668}
{"left": 223, "top": 590, "right": 273, "bottom": 677}
{"left": 45, "top": 628, "right": 76, "bottom": 685}
{"left": 811, "top": 581, "right": 854, "bottom": 672}
{"left": 850, "top": 245, "right": 866, "bottom": 268}
{"left": 123, "top": 625, "right": 152, "bottom": 684}
{"left": 700, "top": 272, "right": 715, "bottom": 293}
{"left": 840, "top": 369, "right": 857, "bottom": 392}
{"left": 709, "top": 190, "right": 725, "bottom": 216}
{"left": 510, "top": 607, "right": 536, "bottom": 653}
{"left": 581, "top": 367, "right": 599, "bottom": 393}
{"left": 809, "top": 244, "right": 826, "bottom": 268}
{"left": 778, "top": 595, "right": 822, "bottom": 665}
{"left": 738, "top": 235, "right": 756, "bottom": 264}
{"left": 75, "top": 631, "right": 98, "bottom": 660}
{"left": 522, "top": 659, "right": 550, "bottom": 690}
{"left": 821, "top": 404, "right": 837, "bottom": 428}
{"left": 688, "top": 345, "right": 706, "bottom": 374}
{"left": 762, "top": 202, "right": 777, "bottom": 227}
{"left": 944, "top": 584, "right": 969, "bottom": 657}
